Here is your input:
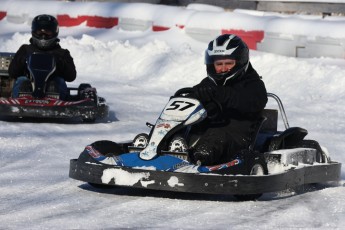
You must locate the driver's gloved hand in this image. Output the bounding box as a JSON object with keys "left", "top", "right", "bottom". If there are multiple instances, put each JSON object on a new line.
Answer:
{"left": 192, "top": 84, "right": 216, "bottom": 103}
{"left": 49, "top": 50, "right": 66, "bottom": 70}
{"left": 204, "top": 102, "right": 219, "bottom": 117}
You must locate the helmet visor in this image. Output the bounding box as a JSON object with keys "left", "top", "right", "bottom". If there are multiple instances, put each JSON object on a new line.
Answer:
{"left": 205, "top": 51, "right": 237, "bottom": 65}
{"left": 33, "top": 29, "right": 54, "bottom": 39}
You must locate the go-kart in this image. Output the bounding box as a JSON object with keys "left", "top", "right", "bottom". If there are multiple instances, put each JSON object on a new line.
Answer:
{"left": 0, "top": 52, "right": 108, "bottom": 122}
{"left": 69, "top": 88, "right": 341, "bottom": 200}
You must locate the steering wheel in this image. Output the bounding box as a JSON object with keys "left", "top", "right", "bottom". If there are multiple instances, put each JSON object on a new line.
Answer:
{"left": 173, "top": 87, "right": 194, "bottom": 97}
{"left": 173, "top": 87, "right": 223, "bottom": 120}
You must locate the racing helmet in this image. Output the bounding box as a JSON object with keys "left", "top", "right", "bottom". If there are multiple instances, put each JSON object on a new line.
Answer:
{"left": 205, "top": 34, "right": 249, "bottom": 85}
{"left": 31, "top": 14, "right": 59, "bottom": 49}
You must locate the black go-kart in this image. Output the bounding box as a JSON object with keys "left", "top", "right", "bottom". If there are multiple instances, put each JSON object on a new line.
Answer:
{"left": 69, "top": 88, "right": 341, "bottom": 200}
{"left": 0, "top": 52, "right": 108, "bottom": 122}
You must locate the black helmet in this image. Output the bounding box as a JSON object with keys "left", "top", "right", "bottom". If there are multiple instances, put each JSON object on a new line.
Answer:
{"left": 31, "top": 14, "right": 59, "bottom": 49}
{"left": 205, "top": 34, "right": 249, "bottom": 85}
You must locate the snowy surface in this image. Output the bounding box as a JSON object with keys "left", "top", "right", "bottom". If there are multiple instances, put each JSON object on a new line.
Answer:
{"left": 0, "top": 3, "right": 345, "bottom": 229}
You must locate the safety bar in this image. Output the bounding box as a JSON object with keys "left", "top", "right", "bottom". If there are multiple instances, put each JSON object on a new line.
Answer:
{"left": 267, "top": 92, "right": 290, "bottom": 129}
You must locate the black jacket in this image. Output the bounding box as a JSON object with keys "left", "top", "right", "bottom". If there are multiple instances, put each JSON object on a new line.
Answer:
{"left": 196, "top": 62, "right": 268, "bottom": 124}
{"left": 8, "top": 39, "right": 77, "bottom": 82}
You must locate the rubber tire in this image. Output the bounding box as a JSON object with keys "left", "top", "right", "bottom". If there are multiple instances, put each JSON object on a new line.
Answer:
{"left": 234, "top": 153, "right": 267, "bottom": 201}
{"left": 132, "top": 133, "right": 149, "bottom": 148}
{"left": 91, "top": 140, "right": 124, "bottom": 156}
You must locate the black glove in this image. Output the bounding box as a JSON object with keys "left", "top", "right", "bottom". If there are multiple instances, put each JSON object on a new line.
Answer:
{"left": 54, "top": 54, "right": 66, "bottom": 70}
{"left": 192, "top": 84, "right": 216, "bottom": 103}
{"left": 48, "top": 50, "right": 66, "bottom": 70}
{"left": 204, "top": 102, "right": 220, "bottom": 118}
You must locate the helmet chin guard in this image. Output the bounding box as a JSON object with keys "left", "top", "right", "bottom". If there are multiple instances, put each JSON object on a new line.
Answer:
{"left": 31, "top": 37, "right": 58, "bottom": 50}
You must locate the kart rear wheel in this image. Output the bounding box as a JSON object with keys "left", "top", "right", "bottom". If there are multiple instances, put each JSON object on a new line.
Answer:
{"left": 78, "top": 83, "right": 92, "bottom": 92}
{"left": 234, "top": 163, "right": 265, "bottom": 201}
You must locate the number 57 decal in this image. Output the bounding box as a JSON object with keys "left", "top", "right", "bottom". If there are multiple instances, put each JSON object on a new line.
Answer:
{"left": 166, "top": 100, "right": 195, "bottom": 111}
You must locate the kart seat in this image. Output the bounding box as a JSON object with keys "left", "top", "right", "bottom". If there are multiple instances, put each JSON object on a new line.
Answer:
{"left": 249, "top": 109, "right": 278, "bottom": 152}
{"left": 249, "top": 116, "right": 267, "bottom": 151}
{"left": 250, "top": 109, "right": 308, "bottom": 152}
{"left": 267, "top": 127, "right": 308, "bottom": 151}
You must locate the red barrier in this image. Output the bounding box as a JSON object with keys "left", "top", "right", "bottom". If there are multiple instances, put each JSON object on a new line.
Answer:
{"left": 176, "top": 24, "right": 185, "bottom": 29}
{"left": 0, "top": 11, "right": 6, "bottom": 21}
{"left": 57, "top": 15, "right": 88, "bottom": 27}
{"left": 152, "top": 25, "right": 170, "bottom": 31}
{"left": 152, "top": 24, "right": 185, "bottom": 31}
{"left": 86, "top": 16, "right": 118, "bottom": 28}
{"left": 221, "top": 29, "right": 264, "bottom": 50}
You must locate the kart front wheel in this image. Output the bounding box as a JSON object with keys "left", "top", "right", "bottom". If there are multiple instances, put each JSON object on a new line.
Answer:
{"left": 132, "top": 133, "right": 149, "bottom": 148}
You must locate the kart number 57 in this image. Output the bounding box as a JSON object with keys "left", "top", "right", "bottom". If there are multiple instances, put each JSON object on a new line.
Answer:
{"left": 166, "top": 100, "right": 195, "bottom": 111}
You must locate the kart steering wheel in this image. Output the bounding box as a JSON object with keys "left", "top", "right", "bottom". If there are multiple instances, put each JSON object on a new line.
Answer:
{"left": 173, "top": 87, "right": 223, "bottom": 120}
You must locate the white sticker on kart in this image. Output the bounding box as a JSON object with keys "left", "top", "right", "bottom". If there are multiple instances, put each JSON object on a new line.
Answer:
{"left": 161, "top": 97, "right": 201, "bottom": 121}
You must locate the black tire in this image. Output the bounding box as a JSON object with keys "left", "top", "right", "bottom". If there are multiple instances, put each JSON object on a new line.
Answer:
{"left": 168, "top": 136, "right": 188, "bottom": 152}
{"left": 132, "top": 133, "right": 149, "bottom": 148}
{"left": 78, "top": 83, "right": 92, "bottom": 91}
{"left": 78, "top": 83, "right": 97, "bottom": 102}
{"left": 99, "top": 97, "right": 106, "bottom": 104}
{"left": 234, "top": 152, "right": 267, "bottom": 201}
{"left": 91, "top": 140, "right": 124, "bottom": 156}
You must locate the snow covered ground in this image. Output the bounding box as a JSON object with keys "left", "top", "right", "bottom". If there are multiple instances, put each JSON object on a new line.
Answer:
{"left": 0, "top": 4, "right": 345, "bottom": 229}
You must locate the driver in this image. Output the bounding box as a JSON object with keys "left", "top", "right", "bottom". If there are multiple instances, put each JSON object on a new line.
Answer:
{"left": 189, "top": 34, "right": 268, "bottom": 166}
{"left": 9, "top": 14, "right": 76, "bottom": 100}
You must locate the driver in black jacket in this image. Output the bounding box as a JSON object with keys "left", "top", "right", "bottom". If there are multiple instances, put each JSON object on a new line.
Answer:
{"left": 9, "top": 14, "right": 76, "bottom": 100}
{"left": 189, "top": 34, "right": 268, "bottom": 166}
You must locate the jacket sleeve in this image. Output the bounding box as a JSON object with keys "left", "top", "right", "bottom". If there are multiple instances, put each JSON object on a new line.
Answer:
{"left": 8, "top": 45, "right": 29, "bottom": 79}
{"left": 51, "top": 49, "right": 77, "bottom": 82}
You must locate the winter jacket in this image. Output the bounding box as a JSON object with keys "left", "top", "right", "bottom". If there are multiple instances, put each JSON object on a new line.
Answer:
{"left": 8, "top": 39, "right": 76, "bottom": 82}
{"left": 195, "top": 62, "right": 268, "bottom": 124}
